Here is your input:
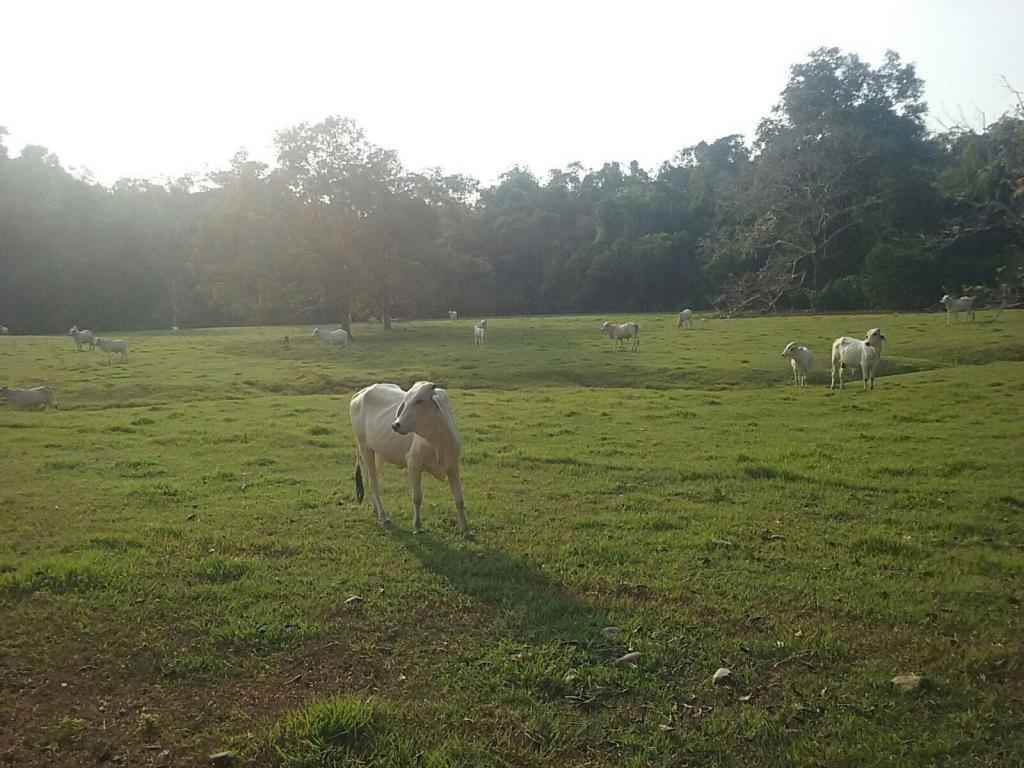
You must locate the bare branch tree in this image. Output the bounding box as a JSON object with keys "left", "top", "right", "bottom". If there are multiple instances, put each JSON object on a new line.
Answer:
{"left": 999, "top": 75, "right": 1024, "bottom": 114}
{"left": 715, "top": 251, "right": 805, "bottom": 316}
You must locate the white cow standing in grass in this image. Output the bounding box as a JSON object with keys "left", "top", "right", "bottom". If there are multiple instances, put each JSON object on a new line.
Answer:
{"left": 350, "top": 381, "right": 472, "bottom": 538}
{"left": 312, "top": 327, "right": 350, "bottom": 349}
{"left": 940, "top": 294, "right": 976, "bottom": 324}
{"left": 95, "top": 337, "right": 129, "bottom": 364}
{"left": 474, "top": 319, "right": 487, "bottom": 345}
{"left": 69, "top": 326, "right": 95, "bottom": 351}
{"left": 831, "top": 328, "right": 886, "bottom": 390}
{"left": 1, "top": 385, "right": 57, "bottom": 410}
{"left": 677, "top": 309, "right": 693, "bottom": 329}
{"left": 449, "top": 310, "right": 458, "bottom": 321}
{"left": 600, "top": 321, "right": 639, "bottom": 351}
{"left": 780, "top": 342, "right": 813, "bottom": 386}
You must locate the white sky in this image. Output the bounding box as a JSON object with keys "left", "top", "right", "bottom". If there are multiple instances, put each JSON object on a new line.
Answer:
{"left": 2, "top": 0, "right": 1022, "bottom": 185}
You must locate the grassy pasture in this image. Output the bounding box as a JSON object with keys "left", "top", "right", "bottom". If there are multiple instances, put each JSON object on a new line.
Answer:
{"left": 1, "top": 312, "right": 1022, "bottom": 767}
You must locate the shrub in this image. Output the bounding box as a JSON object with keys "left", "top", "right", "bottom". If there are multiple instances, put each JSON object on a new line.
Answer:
{"left": 815, "top": 275, "right": 867, "bottom": 311}
{"left": 862, "top": 242, "right": 941, "bottom": 309}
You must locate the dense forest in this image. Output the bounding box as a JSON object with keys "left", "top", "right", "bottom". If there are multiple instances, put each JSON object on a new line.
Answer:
{"left": 1, "top": 48, "right": 1022, "bottom": 334}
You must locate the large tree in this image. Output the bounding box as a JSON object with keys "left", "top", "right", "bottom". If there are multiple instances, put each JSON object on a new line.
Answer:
{"left": 274, "top": 117, "right": 403, "bottom": 331}
{"left": 191, "top": 153, "right": 311, "bottom": 325}
{"left": 738, "top": 48, "right": 930, "bottom": 301}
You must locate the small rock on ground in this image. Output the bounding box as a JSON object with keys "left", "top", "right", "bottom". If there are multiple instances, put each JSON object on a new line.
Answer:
{"left": 612, "top": 651, "right": 643, "bottom": 667}
{"left": 712, "top": 667, "right": 732, "bottom": 686}
{"left": 891, "top": 673, "right": 926, "bottom": 693}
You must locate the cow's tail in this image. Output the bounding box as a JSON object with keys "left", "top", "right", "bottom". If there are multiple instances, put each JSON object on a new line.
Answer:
{"left": 354, "top": 460, "right": 364, "bottom": 503}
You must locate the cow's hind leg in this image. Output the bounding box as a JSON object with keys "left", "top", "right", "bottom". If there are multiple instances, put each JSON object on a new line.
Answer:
{"left": 448, "top": 467, "right": 473, "bottom": 539}
{"left": 359, "top": 447, "right": 390, "bottom": 525}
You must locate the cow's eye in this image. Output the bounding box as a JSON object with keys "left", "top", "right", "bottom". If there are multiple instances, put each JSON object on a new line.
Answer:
{"left": 414, "top": 399, "right": 423, "bottom": 405}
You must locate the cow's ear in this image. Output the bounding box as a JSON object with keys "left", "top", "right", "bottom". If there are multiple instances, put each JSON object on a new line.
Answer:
{"left": 431, "top": 387, "right": 447, "bottom": 410}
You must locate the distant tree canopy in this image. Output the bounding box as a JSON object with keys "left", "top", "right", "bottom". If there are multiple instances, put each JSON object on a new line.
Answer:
{"left": 1, "top": 48, "right": 1022, "bottom": 333}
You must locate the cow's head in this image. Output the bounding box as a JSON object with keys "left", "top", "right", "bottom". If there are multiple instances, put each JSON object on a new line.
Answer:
{"left": 392, "top": 381, "right": 441, "bottom": 435}
{"left": 599, "top": 322, "right": 611, "bottom": 332}
{"left": 781, "top": 341, "right": 799, "bottom": 358}
{"left": 311, "top": 327, "right": 320, "bottom": 337}
{"left": 68, "top": 326, "right": 78, "bottom": 335}
{"left": 865, "top": 328, "right": 886, "bottom": 348}
{"left": 939, "top": 294, "right": 952, "bottom": 305}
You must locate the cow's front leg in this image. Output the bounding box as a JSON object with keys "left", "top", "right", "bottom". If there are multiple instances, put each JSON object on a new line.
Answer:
{"left": 409, "top": 468, "right": 424, "bottom": 534}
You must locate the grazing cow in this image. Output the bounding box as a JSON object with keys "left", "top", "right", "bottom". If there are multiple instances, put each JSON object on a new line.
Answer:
{"left": 940, "top": 294, "right": 976, "bottom": 324}
{"left": 1, "top": 385, "right": 57, "bottom": 410}
{"left": 350, "top": 381, "right": 472, "bottom": 538}
{"left": 69, "top": 326, "right": 95, "bottom": 351}
{"left": 600, "top": 321, "right": 639, "bottom": 351}
{"left": 831, "top": 328, "right": 886, "bottom": 390}
{"left": 448, "top": 310, "right": 458, "bottom": 320}
{"left": 780, "top": 342, "right": 813, "bottom": 386}
{"left": 95, "top": 337, "right": 129, "bottom": 364}
{"left": 312, "top": 327, "right": 350, "bottom": 348}
{"left": 0, "top": 326, "right": 8, "bottom": 335}
{"left": 474, "top": 319, "right": 487, "bottom": 345}
{"left": 677, "top": 309, "right": 693, "bottom": 329}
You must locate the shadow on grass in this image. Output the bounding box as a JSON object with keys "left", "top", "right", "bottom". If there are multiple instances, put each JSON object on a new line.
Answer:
{"left": 389, "top": 528, "right": 608, "bottom": 645}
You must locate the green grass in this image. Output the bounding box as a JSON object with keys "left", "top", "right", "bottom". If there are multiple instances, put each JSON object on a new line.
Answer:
{"left": 1, "top": 311, "right": 1022, "bottom": 767}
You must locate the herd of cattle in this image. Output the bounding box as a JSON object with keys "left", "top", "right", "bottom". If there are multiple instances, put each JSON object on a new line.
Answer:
{"left": 0, "top": 292, "right": 982, "bottom": 412}
{"left": 347, "top": 294, "right": 974, "bottom": 535}
{"left": 0, "top": 292, "right": 986, "bottom": 535}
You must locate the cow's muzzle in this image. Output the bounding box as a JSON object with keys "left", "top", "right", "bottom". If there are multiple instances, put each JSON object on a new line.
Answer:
{"left": 391, "top": 421, "right": 402, "bottom": 433}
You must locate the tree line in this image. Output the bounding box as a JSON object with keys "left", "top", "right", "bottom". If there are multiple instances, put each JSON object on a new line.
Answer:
{"left": 1, "top": 47, "right": 1022, "bottom": 334}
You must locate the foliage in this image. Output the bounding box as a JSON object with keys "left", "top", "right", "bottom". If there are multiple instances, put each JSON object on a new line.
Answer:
{"left": 1, "top": 52, "right": 1023, "bottom": 333}
{"left": 814, "top": 274, "right": 868, "bottom": 311}
{"left": 862, "top": 241, "right": 941, "bottom": 309}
